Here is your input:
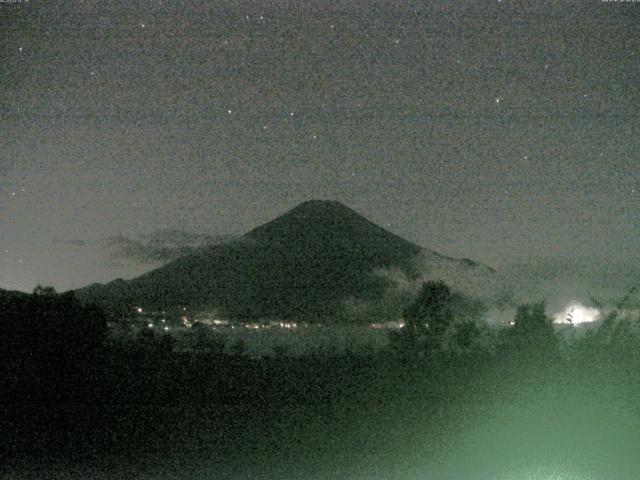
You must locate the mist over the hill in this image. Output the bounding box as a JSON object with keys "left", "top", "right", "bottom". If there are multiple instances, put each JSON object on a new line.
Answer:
{"left": 500, "top": 256, "right": 640, "bottom": 310}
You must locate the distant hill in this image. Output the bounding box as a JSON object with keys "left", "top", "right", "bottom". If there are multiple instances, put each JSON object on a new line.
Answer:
{"left": 0, "top": 288, "right": 30, "bottom": 301}
{"left": 75, "top": 200, "right": 501, "bottom": 320}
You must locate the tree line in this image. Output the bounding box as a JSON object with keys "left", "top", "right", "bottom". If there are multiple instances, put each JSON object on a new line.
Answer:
{"left": 391, "top": 280, "right": 640, "bottom": 373}
{"left": 2, "top": 281, "right": 639, "bottom": 401}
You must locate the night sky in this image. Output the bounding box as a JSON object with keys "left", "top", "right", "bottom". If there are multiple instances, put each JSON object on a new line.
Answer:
{"left": 2, "top": 0, "right": 639, "bottom": 293}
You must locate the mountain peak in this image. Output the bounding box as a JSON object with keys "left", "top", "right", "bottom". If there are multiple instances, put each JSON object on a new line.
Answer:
{"left": 271, "top": 199, "right": 360, "bottom": 222}
{"left": 245, "top": 200, "right": 420, "bottom": 255}
{"left": 292, "top": 199, "right": 351, "bottom": 211}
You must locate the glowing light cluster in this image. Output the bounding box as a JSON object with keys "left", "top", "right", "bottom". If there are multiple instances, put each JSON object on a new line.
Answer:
{"left": 553, "top": 302, "right": 600, "bottom": 325}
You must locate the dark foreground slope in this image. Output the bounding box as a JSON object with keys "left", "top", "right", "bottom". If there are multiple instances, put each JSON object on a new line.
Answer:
{"left": 4, "top": 289, "right": 640, "bottom": 480}
{"left": 76, "top": 200, "right": 498, "bottom": 319}
{"left": 5, "top": 345, "right": 640, "bottom": 480}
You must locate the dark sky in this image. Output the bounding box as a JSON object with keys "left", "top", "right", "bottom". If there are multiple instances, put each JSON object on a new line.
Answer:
{"left": 1, "top": 0, "right": 639, "bottom": 292}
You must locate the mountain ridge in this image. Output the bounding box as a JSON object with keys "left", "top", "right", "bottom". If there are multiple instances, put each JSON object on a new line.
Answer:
{"left": 75, "top": 200, "right": 500, "bottom": 319}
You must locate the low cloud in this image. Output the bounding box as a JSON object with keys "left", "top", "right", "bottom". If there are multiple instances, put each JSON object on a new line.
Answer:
{"left": 105, "top": 229, "right": 236, "bottom": 265}
{"left": 502, "top": 256, "right": 640, "bottom": 311}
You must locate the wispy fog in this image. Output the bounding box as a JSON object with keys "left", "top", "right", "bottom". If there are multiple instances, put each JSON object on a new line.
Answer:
{"left": 105, "top": 229, "right": 236, "bottom": 265}
{"left": 501, "top": 256, "right": 640, "bottom": 310}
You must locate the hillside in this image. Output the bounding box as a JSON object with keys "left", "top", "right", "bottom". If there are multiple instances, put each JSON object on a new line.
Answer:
{"left": 75, "top": 200, "right": 500, "bottom": 319}
{"left": 0, "top": 288, "right": 30, "bottom": 301}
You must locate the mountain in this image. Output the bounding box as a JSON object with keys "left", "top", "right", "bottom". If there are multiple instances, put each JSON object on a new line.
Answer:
{"left": 75, "top": 200, "right": 501, "bottom": 320}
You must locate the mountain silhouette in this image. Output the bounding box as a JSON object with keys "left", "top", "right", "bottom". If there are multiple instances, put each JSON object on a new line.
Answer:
{"left": 0, "top": 288, "right": 30, "bottom": 300}
{"left": 76, "top": 200, "right": 499, "bottom": 320}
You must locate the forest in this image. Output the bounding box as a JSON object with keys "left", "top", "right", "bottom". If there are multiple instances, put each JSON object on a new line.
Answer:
{"left": 2, "top": 282, "right": 639, "bottom": 479}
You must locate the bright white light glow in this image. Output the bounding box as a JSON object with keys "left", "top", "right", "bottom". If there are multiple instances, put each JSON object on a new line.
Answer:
{"left": 554, "top": 302, "right": 600, "bottom": 325}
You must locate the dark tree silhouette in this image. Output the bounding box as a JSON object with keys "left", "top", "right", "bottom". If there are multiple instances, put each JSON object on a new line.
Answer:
{"left": 506, "top": 301, "right": 559, "bottom": 363}
{"left": 0, "top": 287, "right": 108, "bottom": 401}
{"left": 391, "top": 280, "right": 491, "bottom": 360}
{"left": 33, "top": 285, "right": 58, "bottom": 297}
{"left": 512, "top": 302, "right": 554, "bottom": 337}
{"left": 404, "top": 281, "right": 454, "bottom": 337}
{"left": 391, "top": 281, "right": 456, "bottom": 360}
